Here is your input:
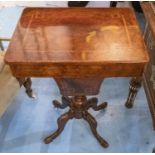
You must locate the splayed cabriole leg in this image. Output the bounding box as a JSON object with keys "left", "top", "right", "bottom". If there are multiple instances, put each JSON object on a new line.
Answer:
{"left": 86, "top": 97, "right": 108, "bottom": 111}
{"left": 53, "top": 96, "right": 71, "bottom": 109}
{"left": 44, "top": 95, "right": 108, "bottom": 148}
{"left": 16, "top": 77, "right": 35, "bottom": 98}
{"left": 83, "top": 111, "right": 109, "bottom": 148}
{"left": 125, "top": 77, "right": 142, "bottom": 108}
{"left": 44, "top": 111, "right": 73, "bottom": 144}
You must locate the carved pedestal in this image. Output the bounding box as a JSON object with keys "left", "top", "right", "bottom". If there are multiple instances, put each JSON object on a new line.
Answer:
{"left": 44, "top": 78, "right": 109, "bottom": 148}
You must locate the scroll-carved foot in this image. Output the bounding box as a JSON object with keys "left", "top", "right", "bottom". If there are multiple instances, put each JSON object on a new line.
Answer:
{"left": 83, "top": 111, "right": 109, "bottom": 148}
{"left": 125, "top": 77, "right": 142, "bottom": 108}
{"left": 53, "top": 96, "right": 70, "bottom": 109}
{"left": 16, "top": 77, "right": 36, "bottom": 98}
{"left": 87, "top": 97, "right": 108, "bottom": 111}
{"left": 44, "top": 111, "right": 73, "bottom": 144}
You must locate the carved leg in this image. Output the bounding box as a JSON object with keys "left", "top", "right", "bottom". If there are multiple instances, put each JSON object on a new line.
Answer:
{"left": 87, "top": 97, "right": 108, "bottom": 111}
{"left": 44, "top": 111, "right": 73, "bottom": 144}
{"left": 53, "top": 96, "right": 70, "bottom": 109}
{"left": 125, "top": 77, "right": 142, "bottom": 108}
{"left": 83, "top": 111, "right": 109, "bottom": 148}
{"left": 23, "top": 78, "right": 34, "bottom": 98}
{"left": 16, "top": 77, "right": 35, "bottom": 98}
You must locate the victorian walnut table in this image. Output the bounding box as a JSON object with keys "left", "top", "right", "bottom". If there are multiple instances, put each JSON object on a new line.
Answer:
{"left": 5, "top": 8, "right": 148, "bottom": 148}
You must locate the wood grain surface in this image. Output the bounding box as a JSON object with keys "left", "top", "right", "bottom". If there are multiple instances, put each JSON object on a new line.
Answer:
{"left": 5, "top": 8, "right": 149, "bottom": 77}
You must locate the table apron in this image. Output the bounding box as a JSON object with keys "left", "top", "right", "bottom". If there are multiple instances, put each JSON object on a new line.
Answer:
{"left": 9, "top": 63, "right": 145, "bottom": 78}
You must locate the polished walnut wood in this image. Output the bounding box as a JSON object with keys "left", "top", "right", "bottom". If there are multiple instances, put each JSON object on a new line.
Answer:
{"left": 141, "top": 2, "right": 155, "bottom": 130}
{"left": 125, "top": 77, "right": 142, "bottom": 108}
{"left": 4, "top": 8, "right": 149, "bottom": 148}
{"left": 45, "top": 95, "right": 108, "bottom": 148}
{"left": 54, "top": 78, "right": 103, "bottom": 96}
{"left": 45, "top": 78, "right": 109, "bottom": 148}
{"left": 5, "top": 8, "right": 148, "bottom": 78}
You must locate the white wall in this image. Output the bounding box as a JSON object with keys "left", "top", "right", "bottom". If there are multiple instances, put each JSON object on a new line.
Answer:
{"left": 0, "top": 1, "right": 110, "bottom": 8}
{"left": 0, "top": 1, "right": 66, "bottom": 7}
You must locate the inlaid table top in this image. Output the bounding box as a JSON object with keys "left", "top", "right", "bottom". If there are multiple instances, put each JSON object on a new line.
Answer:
{"left": 5, "top": 8, "right": 149, "bottom": 78}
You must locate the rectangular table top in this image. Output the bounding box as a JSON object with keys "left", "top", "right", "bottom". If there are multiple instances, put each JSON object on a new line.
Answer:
{"left": 5, "top": 8, "right": 149, "bottom": 78}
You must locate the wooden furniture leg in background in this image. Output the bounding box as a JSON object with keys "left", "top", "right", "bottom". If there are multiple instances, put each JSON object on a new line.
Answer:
{"left": 16, "top": 77, "right": 35, "bottom": 98}
{"left": 110, "top": 1, "right": 117, "bottom": 7}
{"left": 125, "top": 77, "right": 142, "bottom": 108}
{"left": 68, "top": 1, "right": 89, "bottom": 7}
